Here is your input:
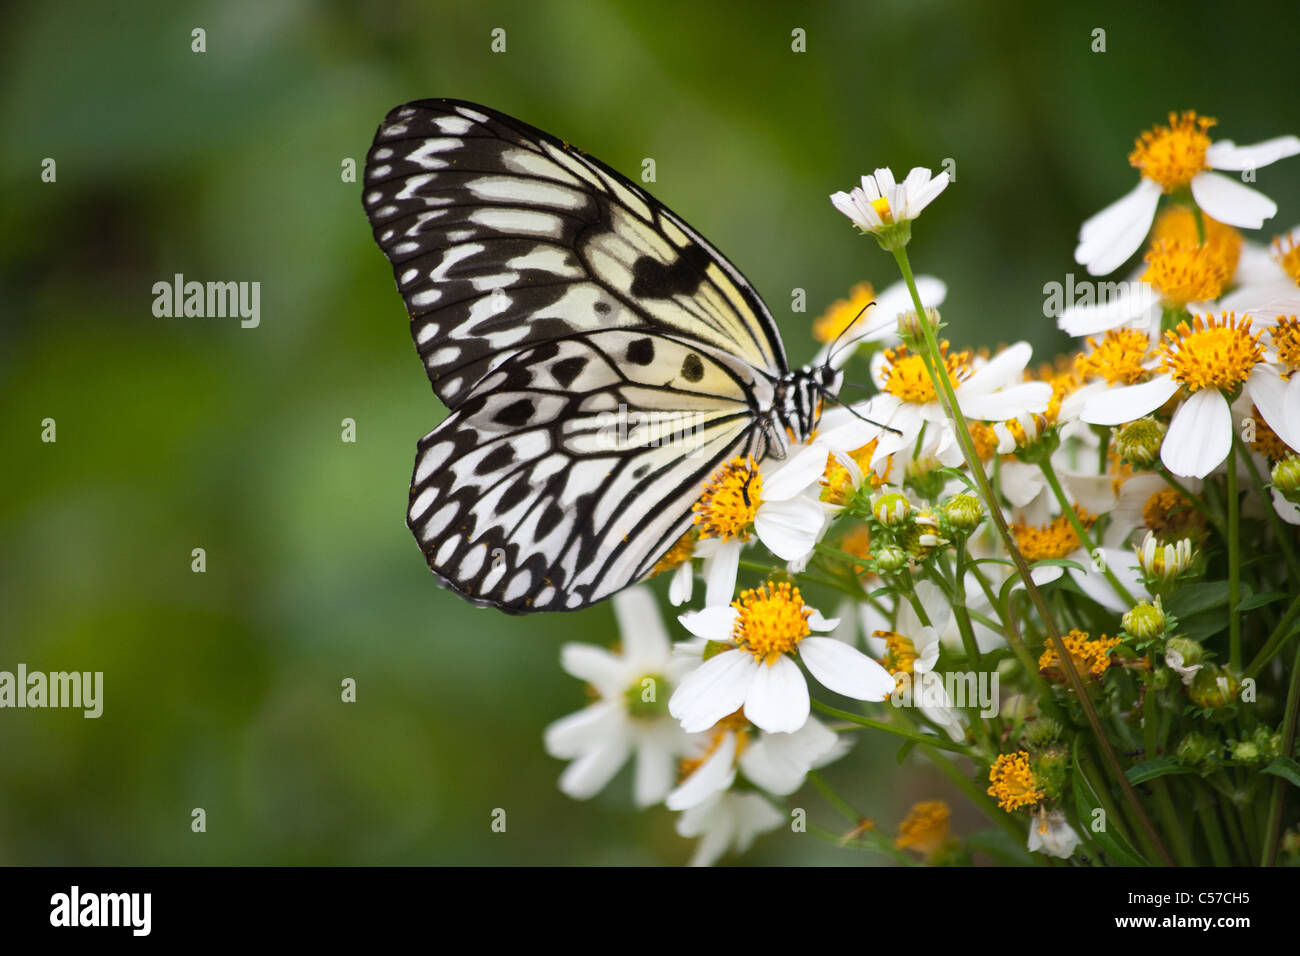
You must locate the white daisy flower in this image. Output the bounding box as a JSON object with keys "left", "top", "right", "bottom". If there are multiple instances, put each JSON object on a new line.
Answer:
{"left": 1075, "top": 111, "right": 1300, "bottom": 276}
{"left": 831, "top": 167, "right": 950, "bottom": 239}
{"left": 543, "top": 587, "right": 692, "bottom": 807}
{"left": 675, "top": 791, "right": 784, "bottom": 867}
{"left": 1081, "top": 312, "right": 1291, "bottom": 478}
{"left": 861, "top": 341, "right": 1053, "bottom": 470}
{"left": 665, "top": 713, "right": 848, "bottom": 810}
{"left": 1028, "top": 807, "right": 1082, "bottom": 859}
{"left": 669, "top": 581, "right": 895, "bottom": 735}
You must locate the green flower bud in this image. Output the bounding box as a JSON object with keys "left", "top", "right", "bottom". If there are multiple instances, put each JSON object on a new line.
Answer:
{"left": 1228, "top": 738, "right": 1262, "bottom": 764}
{"left": 1175, "top": 732, "right": 1220, "bottom": 768}
{"left": 942, "top": 493, "right": 984, "bottom": 533}
{"left": 1273, "top": 455, "right": 1300, "bottom": 504}
{"left": 873, "top": 491, "right": 912, "bottom": 527}
{"left": 1113, "top": 417, "right": 1166, "bottom": 467}
{"left": 1188, "top": 665, "right": 1239, "bottom": 710}
{"left": 874, "top": 545, "right": 909, "bottom": 573}
{"left": 1123, "top": 597, "right": 1167, "bottom": 641}
{"left": 1164, "top": 635, "right": 1204, "bottom": 686}
{"left": 897, "top": 306, "right": 941, "bottom": 342}
{"left": 905, "top": 455, "right": 948, "bottom": 501}
{"left": 1030, "top": 748, "right": 1069, "bottom": 802}
{"left": 1020, "top": 716, "right": 1064, "bottom": 750}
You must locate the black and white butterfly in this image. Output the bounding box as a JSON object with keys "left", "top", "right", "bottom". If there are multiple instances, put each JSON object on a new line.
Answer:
{"left": 363, "top": 99, "right": 847, "bottom": 613}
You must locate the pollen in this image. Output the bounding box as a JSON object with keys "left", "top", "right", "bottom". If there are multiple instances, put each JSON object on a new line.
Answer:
{"left": 968, "top": 421, "right": 999, "bottom": 461}
{"left": 1159, "top": 313, "right": 1263, "bottom": 393}
{"left": 813, "top": 281, "right": 876, "bottom": 344}
{"left": 1036, "top": 361, "right": 1084, "bottom": 424}
{"left": 895, "top": 800, "right": 952, "bottom": 856}
{"left": 1272, "top": 317, "right": 1300, "bottom": 371}
{"left": 1142, "top": 239, "right": 1232, "bottom": 307}
{"left": 819, "top": 452, "right": 854, "bottom": 505}
{"left": 1075, "top": 328, "right": 1151, "bottom": 386}
{"left": 1129, "top": 110, "right": 1215, "bottom": 191}
{"left": 693, "top": 456, "right": 762, "bottom": 540}
{"left": 731, "top": 581, "right": 813, "bottom": 663}
{"left": 987, "top": 752, "right": 1044, "bottom": 812}
{"left": 1142, "top": 488, "right": 1207, "bottom": 537}
{"left": 1011, "top": 508, "right": 1095, "bottom": 562}
{"left": 881, "top": 341, "right": 971, "bottom": 403}
{"left": 651, "top": 528, "right": 697, "bottom": 576}
{"left": 874, "top": 630, "right": 918, "bottom": 677}
{"left": 1038, "top": 628, "right": 1122, "bottom": 680}
{"left": 1272, "top": 233, "right": 1300, "bottom": 285}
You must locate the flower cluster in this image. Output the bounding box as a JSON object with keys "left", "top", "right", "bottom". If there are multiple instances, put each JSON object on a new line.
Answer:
{"left": 545, "top": 112, "right": 1300, "bottom": 866}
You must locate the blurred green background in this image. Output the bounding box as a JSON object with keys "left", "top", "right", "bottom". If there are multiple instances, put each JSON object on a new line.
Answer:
{"left": 2, "top": 0, "right": 1298, "bottom": 865}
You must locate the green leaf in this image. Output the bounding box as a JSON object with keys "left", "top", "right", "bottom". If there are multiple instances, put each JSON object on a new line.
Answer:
{"left": 1179, "top": 612, "right": 1230, "bottom": 643}
{"left": 1125, "top": 758, "right": 1196, "bottom": 785}
{"left": 1236, "top": 591, "right": 1287, "bottom": 612}
{"left": 1166, "top": 581, "right": 1231, "bottom": 619}
{"left": 896, "top": 739, "right": 918, "bottom": 764}
{"left": 1261, "top": 756, "right": 1300, "bottom": 789}
{"left": 1072, "top": 743, "right": 1149, "bottom": 866}
{"left": 1030, "top": 558, "right": 1087, "bottom": 573}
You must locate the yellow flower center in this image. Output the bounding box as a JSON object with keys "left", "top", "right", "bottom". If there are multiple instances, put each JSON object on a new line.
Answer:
{"left": 1034, "top": 361, "right": 1083, "bottom": 424}
{"left": 819, "top": 452, "right": 854, "bottom": 506}
{"left": 839, "top": 524, "right": 873, "bottom": 572}
{"left": 692, "top": 456, "right": 762, "bottom": 540}
{"left": 731, "top": 582, "right": 813, "bottom": 664}
{"left": 1142, "top": 488, "right": 1207, "bottom": 537}
{"left": 895, "top": 800, "right": 952, "bottom": 856}
{"left": 871, "top": 196, "right": 894, "bottom": 223}
{"left": 812, "top": 281, "right": 876, "bottom": 344}
{"left": 968, "top": 421, "right": 999, "bottom": 461}
{"left": 1153, "top": 206, "right": 1242, "bottom": 276}
{"left": 987, "top": 752, "right": 1044, "bottom": 812}
{"left": 874, "top": 630, "right": 919, "bottom": 678}
{"left": 1038, "top": 628, "right": 1122, "bottom": 680}
{"left": 881, "top": 341, "right": 971, "bottom": 403}
{"left": 1011, "top": 508, "right": 1094, "bottom": 562}
{"left": 1273, "top": 233, "right": 1300, "bottom": 285}
{"left": 1075, "top": 328, "right": 1151, "bottom": 386}
{"left": 1159, "top": 313, "right": 1263, "bottom": 393}
{"left": 1272, "top": 317, "right": 1300, "bottom": 371}
{"left": 1129, "top": 111, "right": 1215, "bottom": 191}
{"left": 651, "top": 528, "right": 696, "bottom": 576}
{"left": 1143, "top": 239, "right": 1232, "bottom": 307}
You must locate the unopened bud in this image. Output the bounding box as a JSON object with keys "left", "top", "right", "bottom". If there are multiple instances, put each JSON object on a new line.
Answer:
{"left": 874, "top": 545, "right": 908, "bottom": 573}
{"left": 942, "top": 493, "right": 984, "bottom": 533}
{"left": 1188, "top": 664, "right": 1239, "bottom": 710}
{"left": 1273, "top": 455, "right": 1300, "bottom": 504}
{"left": 1123, "top": 597, "right": 1167, "bottom": 641}
{"left": 1113, "top": 417, "right": 1165, "bottom": 468}
{"left": 1136, "top": 532, "right": 1195, "bottom": 594}
{"left": 897, "top": 306, "right": 941, "bottom": 340}
{"left": 873, "top": 491, "right": 911, "bottom": 527}
{"left": 1164, "top": 636, "right": 1203, "bottom": 686}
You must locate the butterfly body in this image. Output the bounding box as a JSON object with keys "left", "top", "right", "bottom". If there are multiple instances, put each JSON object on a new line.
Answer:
{"left": 363, "top": 100, "right": 837, "bottom": 613}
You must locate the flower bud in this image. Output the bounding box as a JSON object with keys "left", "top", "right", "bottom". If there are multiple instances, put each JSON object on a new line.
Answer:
{"left": 874, "top": 545, "right": 909, "bottom": 573}
{"left": 1113, "top": 417, "right": 1165, "bottom": 467}
{"left": 1135, "top": 532, "right": 1196, "bottom": 594}
{"left": 1175, "top": 732, "right": 1220, "bottom": 768}
{"left": 904, "top": 455, "right": 947, "bottom": 501}
{"left": 897, "top": 306, "right": 941, "bottom": 341}
{"left": 1188, "top": 665, "right": 1239, "bottom": 710}
{"left": 1228, "top": 737, "right": 1261, "bottom": 763}
{"left": 1123, "top": 597, "right": 1167, "bottom": 642}
{"left": 1164, "top": 636, "right": 1203, "bottom": 685}
{"left": 1030, "top": 748, "right": 1068, "bottom": 802}
{"left": 942, "top": 493, "right": 984, "bottom": 533}
{"left": 1020, "top": 716, "right": 1064, "bottom": 750}
{"left": 873, "top": 491, "right": 912, "bottom": 527}
{"left": 1273, "top": 455, "right": 1300, "bottom": 504}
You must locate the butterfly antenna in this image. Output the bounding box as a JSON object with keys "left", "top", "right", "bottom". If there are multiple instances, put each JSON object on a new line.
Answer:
{"left": 824, "top": 300, "right": 875, "bottom": 367}
{"left": 816, "top": 384, "right": 901, "bottom": 436}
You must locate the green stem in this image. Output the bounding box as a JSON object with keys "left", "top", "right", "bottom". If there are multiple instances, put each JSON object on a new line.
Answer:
{"left": 810, "top": 700, "right": 971, "bottom": 755}
{"left": 1143, "top": 681, "right": 1195, "bottom": 865}
{"left": 1238, "top": 441, "right": 1300, "bottom": 582}
{"left": 1262, "top": 638, "right": 1300, "bottom": 865}
{"left": 1040, "top": 457, "right": 1138, "bottom": 607}
{"left": 1191, "top": 779, "right": 1232, "bottom": 866}
{"left": 891, "top": 244, "right": 1173, "bottom": 866}
{"left": 1226, "top": 440, "right": 1242, "bottom": 672}
{"left": 1246, "top": 590, "right": 1300, "bottom": 680}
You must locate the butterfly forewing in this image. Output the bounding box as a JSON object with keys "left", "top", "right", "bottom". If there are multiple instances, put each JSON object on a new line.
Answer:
{"left": 363, "top": 99, "right": 790, "bottom": 612}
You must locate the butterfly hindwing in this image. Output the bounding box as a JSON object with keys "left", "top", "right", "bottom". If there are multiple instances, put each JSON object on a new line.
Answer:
{"left": 364, "top": 99, "right": 790, "bottom": 612}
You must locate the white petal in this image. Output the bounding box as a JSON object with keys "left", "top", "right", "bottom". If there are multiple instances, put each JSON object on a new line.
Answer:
{"left": 666, "top": 732, "right": 737, "bottom": 810}
{"left": 799, "top": 636, "right": 897, "bottom": 701}
{"left": 962, "top": 342, "right": 1032, "bottom": 393}
{"left": 668, "top": 560, "right": 694, "bottom": 606}
{"left": 1081, "top": 375, "right": 1179, "bottom": 425}
{"left": 959, "top": 382, "right": 1052, "bottom": 421}
{"left": 763, "top": 447, "right": 829, "bottom": 500}
{"left": 1075, "top": 178, "right": 1162, "bottom": 276}
{"left": 1162, "top": 389, "right": 1231, "bottom": 478}
{"left": 1246, "top": 366, "right": 1300, "bottom": 450}
{"left": 1070, "top": 547, "right": 1147, "bottom": 614}
{"left": 543, "top": 699, "right": 623, "bottom": 758}
{"left": 669, "top": 649, "right": 757, "bottom": 733}
{"left": 557, "top": 735, "right": 631, "bottom": 800}
{"left": 754, "top": 497, "right": 826, "bottom": 561}
{"left": 613, "top": 586, "right": 670, "bottom": 668}
{"left": 1001, "top": 460, "right": 1045, "bottom": 507}
{"left": 633, "top": 732, "right": 679, "bottom": 807}
{"left": 703, "top": 538, "right": 742, "bottom": 607}
{"left": 677, "top": 605, "right": 739, "bottom": 641}
{"left": 742, "top": 655, "right": 810, "bottom": 734}
{"left": 739, "top": 718, "right": 840, "bottom": 794}
{"left": 1058, "top": 280, "right": 1160, "bottom": 337}
{"left": 1206, "top": 135, "right": 1300, "bottom": 171}
{"left": 560, "top": 644, "right": 628, "bottom": 697}
{"left": 1191, "top": 171, "right": 1277, "bottom": 229}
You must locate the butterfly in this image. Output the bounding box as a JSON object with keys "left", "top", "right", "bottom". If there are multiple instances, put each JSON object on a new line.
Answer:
{"left": 363, "top": 99, "right": 853, "bottom": 614}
